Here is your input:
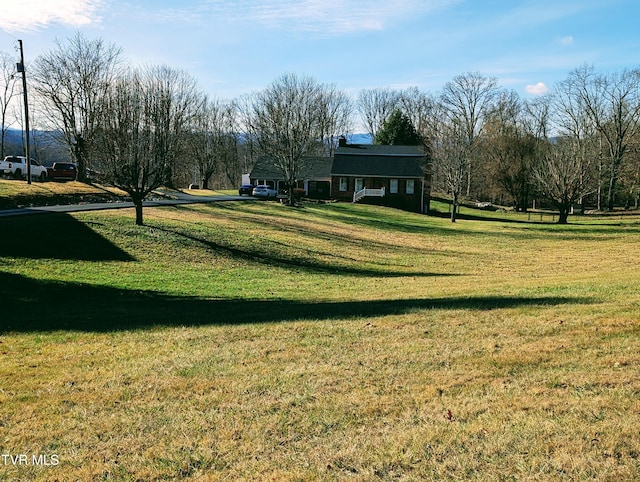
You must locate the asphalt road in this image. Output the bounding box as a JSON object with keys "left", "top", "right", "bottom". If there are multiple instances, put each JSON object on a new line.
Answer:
{"left": 0, "top": 192, "right": 252, "bottom": 218}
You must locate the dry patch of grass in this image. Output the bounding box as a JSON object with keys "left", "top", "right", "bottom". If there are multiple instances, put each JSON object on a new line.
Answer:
{"left": 0, "top": 178, "right": 127, "bottom": 209}
{"left": 1, "top": 202, "right": 639, "bottom": 480}
{"left": 179, "top": 188, "right": 235, "bottom": 196}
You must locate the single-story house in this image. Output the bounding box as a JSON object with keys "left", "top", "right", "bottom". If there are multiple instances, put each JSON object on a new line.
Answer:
{"left": 249, "top": 155, "right": 333, "bottom": 199}
{"left": 331, "top": 139, "right": 430, "bottom": 213}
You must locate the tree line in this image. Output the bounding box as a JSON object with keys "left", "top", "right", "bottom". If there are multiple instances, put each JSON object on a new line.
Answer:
{"left": 2, "top": 33, "right": 640, "bottom": 224}
{"left": 358, "top": 69, "right": 640, "bottom": 223}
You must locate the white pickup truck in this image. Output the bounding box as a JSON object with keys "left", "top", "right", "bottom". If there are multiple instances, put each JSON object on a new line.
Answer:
{"left": 0, "top": 155, "right": 48, "bottom": 181}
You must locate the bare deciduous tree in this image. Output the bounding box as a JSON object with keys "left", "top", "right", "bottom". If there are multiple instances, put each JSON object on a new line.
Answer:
{"left": 441, "top": 72, "right": 499, "bottom": 197}
{"left": 31, "top": 32, "right": 123, "bottom": 181}
{"left": 94, "top": 66, "right": 200, "bottom": 225}
{"left": 357, "top": 87, "right": 400, "bottom": 140}
{"left": 567, "top": 64, "right": 640, "bottom": 210}
{"left": 484, "top": 92, "right": 539, "bottom": 211}
{"left": 523, "top": 95, "right": 553, "bottom": 141}
{"left": 188, "top": 96, "right": 238, "bottom": 189}
{"left": 430, "top": 99, "right": 468, "bottom": 222}
{"left": 398, "top": 87, "right": 437, "bottom": 140}
{"left": 437, "top": 133, "right": 468, "bottom": 222}
{"left": 247, "top": 73, "right": 349, "bottom": 205}
{"left": 533, "top": 137, "right": 593, "bottom": 224}
{"left": 552, "top": 69, "right": 600, "bottom": 212}
{"left": 0, "top": 51, "right": 19, "bottom": 158}
{"left": 234, "top": 94, "right": 261, "bottom": 176}
{"left": 248, "top": 73, "right": 320, "bottom": 205}
{"left": 618, "top": 138, "right": 640, "bottom": 209}
{"left": 317, "top": 86, "right": 352, "bottom": 157}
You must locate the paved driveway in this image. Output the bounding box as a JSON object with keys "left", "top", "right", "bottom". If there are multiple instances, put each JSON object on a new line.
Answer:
{"left": 0, "top": 191, "right": 252, "bottom": 218}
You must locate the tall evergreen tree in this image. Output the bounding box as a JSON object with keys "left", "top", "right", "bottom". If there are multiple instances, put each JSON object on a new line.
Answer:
{"left": 374, "top": 109, "right": 422, "bottom": 145}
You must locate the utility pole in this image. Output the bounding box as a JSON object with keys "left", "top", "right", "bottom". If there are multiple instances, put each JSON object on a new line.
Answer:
{"left": 17, "top": 40, "right": 31, "bottom": 184}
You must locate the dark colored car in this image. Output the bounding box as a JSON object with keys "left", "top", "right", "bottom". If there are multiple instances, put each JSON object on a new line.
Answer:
{"left": 47, "top": 162, "right": 77, "bottom": 181}
{"left": 238, "top": 184, "right": 255, "bottom": 195}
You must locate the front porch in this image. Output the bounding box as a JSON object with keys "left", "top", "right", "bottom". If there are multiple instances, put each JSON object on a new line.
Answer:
{"left": 353, "top": 186, "right": 386, "bottom": 203}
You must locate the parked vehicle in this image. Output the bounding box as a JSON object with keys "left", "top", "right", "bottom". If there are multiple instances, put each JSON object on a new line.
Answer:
{"left": 47, "top": 162, "right": 77, "bottom": 181}
{"left": 252, "top": 185, "right": 277, "bottom": 198}
{"left": 238, "top": 184, "right": 255, "bottom": 196}
{"left": 0, "top": 156, "right": 47, "bottom": 181}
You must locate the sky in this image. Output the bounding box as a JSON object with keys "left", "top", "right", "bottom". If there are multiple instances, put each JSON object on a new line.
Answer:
{"left": 1, "top": 0, "right": 639, "bottom": 106}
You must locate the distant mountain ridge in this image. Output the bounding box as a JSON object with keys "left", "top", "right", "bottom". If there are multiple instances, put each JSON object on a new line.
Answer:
{"left": 2, "top": 128, "right": 69, "bottom": 166}
{"left": 347, "top": 133, "right": 372, "bottom": 144}
{"left": 2, "top": 128, "right": 373, "bottom": 165}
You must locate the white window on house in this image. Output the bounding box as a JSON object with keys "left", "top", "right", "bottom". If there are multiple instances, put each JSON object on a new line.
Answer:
{"left": 390, "top": 179, "right": 399, "bottom": 194}
{"left": 406, "top": 179, "right": 415, "bottom": 195}
{"left": 355, "top": 178, "right": 364, "bottom": 191}
{"left": 339, "top": 177, "right": 348, "bottom": 192}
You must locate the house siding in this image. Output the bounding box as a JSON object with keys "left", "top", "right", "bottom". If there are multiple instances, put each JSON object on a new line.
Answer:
{"left": 331, "top": 143, "right": 430, "bottom": 213}
{"left": 331, "top": 175, "right": 426, "bottom": 213}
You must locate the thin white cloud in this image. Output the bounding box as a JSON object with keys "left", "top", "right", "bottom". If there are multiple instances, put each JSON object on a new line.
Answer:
{"left": 526, "top": 82, "right": 550, "bottom": 95}
{"left": 561, "top": 36, "right": 574, "bottom": 45}
{"left": 499, "top": 2, "right": 595, "bottom": 31}
{"left": 201, "top": 0, "right": 460, "bottom": 36}
{"left": 0, "top": 0, "right": 103, "bottom": 33}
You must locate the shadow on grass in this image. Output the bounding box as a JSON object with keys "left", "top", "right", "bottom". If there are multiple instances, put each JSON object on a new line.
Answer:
{"left": 0, "top": 213, "right": 133, "bottom": 261}
{"left": 0, "top": 211, "right": 450, "bottom": 277}
{"left": 428, "top": 208, "right": 549, "bottom": 224}
{"left": 346, "top": 204, "right": 640, "bottom": 240}
{"left": 0, "top": 271, "right": 594, "bottom": 333}
{"left": 148, "top": 224, "right": 449, "bottom": 278}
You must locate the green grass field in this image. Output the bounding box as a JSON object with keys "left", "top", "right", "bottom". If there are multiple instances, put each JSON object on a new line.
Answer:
{"left": 1, "top": 198, "right": 639, "bottom": 480}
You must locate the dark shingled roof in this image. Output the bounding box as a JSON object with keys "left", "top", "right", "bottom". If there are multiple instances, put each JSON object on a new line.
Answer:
{"left": 332, "top": 144, "right": 427, "bottom": 178}
{"left": 304, "top": 157, "right": 334, "bottom": 179}
{"left": 250, "top": 156, "right": 333, "bottom": 180}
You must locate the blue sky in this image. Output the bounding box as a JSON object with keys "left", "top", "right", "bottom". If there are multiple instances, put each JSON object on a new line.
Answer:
{"left": 1, "top": 0, "right": 638, "bottom": 102}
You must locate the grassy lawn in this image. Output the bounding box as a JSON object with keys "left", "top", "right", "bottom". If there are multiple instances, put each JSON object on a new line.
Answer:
{"left": 180, "top": 187, "right": 238, "bottom": 196}
{"left": 0, "top": 178, "right": 131, "bottom": 210}
{"left": 0, "top": 178, "right": 236, "bottom": 211}
{"left": 1, "top": 200, "right": 639, "bottom": 480}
